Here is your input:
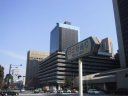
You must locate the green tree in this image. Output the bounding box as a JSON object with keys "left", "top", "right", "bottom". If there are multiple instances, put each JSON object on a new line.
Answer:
{"left": 5, "top": 74, "right": 13, "bottom": 85}
{"left": 0, "top": 65, "right": 4, "bottom": 89}
{"left": 64, "top": 77, "right": 73, "bottom": 89}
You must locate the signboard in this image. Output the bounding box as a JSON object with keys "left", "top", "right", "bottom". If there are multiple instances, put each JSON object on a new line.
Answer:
{"left": 66, "top": 36, "right": 100, "bottom": 61}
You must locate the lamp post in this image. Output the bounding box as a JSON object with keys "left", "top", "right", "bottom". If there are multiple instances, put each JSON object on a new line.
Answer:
{"left": 9, "top": 64, "right": 22, "bottom": 75}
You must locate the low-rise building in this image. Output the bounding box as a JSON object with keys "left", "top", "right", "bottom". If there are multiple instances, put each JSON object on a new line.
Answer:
{"left": 38, "top": 51, "right": 119, "bottom": 89}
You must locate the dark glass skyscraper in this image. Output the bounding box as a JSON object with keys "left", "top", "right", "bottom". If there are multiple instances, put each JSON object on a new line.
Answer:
{"left": 50, "top": 21, "right": 79, "bottom": 54}
{"left": 113, "top": 0, "right": 128, "bottom": 68}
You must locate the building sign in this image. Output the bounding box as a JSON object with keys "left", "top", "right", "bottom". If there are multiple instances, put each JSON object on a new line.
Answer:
{"left": 66, "top": 36, "right": 100, "bottom": 61}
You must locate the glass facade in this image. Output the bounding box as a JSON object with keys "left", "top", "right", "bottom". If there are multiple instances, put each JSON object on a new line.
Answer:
{"left": 113, "top": 0, "right": 128, "bottom": 68}
{"left": 50, "top": 25, "right": 60, "bottom": 54}
{"left": 50, "top": 22, "right": 79, "bottom": 54}
{"left": 60, "top": 27, "right": 78, "bottom": 51}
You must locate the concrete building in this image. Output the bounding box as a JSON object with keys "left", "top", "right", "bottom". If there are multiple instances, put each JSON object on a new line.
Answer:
{"left": 39, "top": 21, "right": 79, "bottom": 89}
{"left": 50, "top": 21, "right": 79, "bottom": 54}
{"left": 25, "top": 50, "right": 49, "bottom": 88}
{"left": 113, "top": 0, "right": 128, "bottom": 68}
{"left": 39, "top": 52, "right": 119, "bottom": 90}
{"left": 73, "top": 1, "right": 128, "bottom": 93}
{"left": 39, "top": 35, "right": 120, "bottom": 89}
{"left": 38, "top": 21, "right": 120, "bottom": 90}
{"left": 39, "top": 52, "right": 73, "bottom": 89}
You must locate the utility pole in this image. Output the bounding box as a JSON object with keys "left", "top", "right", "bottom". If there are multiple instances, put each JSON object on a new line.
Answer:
{"left": 8, "top": 64, "right": 12, "bottom": 87}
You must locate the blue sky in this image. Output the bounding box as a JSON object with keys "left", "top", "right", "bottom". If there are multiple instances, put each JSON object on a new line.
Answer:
{"left": 0, "top": 0, "right": 118, "bottom": 77}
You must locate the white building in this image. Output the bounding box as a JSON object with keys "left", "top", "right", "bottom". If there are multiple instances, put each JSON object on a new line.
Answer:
{"left": 12, "top": 68, "right": 19, "bottom": 83}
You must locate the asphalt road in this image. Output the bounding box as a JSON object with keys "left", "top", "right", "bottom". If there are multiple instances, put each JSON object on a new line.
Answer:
{"left": 19, "top": 93, "right": 48, "bottom": 96}
{"left": 19, "top": 93, "right": 111, "bottom": 96}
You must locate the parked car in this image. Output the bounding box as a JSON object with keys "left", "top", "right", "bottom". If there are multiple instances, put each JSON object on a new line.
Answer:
{"left": 34, "top": 89, "right": 40, "bottom": 93}
{"left": 21, "top": 88, "right": 25, "bottom": 92}
{"left": 72, "top": 89, "right": 78, "bottom": 93}
{"left": 57, "top": 90, "right": 63, "bottom": 93}
{"left": 0, "top": 90, "right": 19, "bottom": 96}
{"left": 87, "top": 89, "right": 105, "bottom": 95}
{"left": 63, "top": 89, "right": 71, "bottom": 93}
{"left": 66, "top": 89, "right": 71, "bottom": 93}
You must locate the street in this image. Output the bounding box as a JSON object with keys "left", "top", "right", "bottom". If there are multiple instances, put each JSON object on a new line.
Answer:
{"left": 19, "top": 93, "right": 111, "bottom": 96}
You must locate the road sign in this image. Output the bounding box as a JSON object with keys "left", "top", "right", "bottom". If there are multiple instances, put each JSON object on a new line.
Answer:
{"left": 66, "top": 36, "right": 100, "bottom": 61}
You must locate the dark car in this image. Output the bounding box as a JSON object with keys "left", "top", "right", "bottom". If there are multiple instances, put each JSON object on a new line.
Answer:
{"left": 0, "top": 90, "right": 19, "bottom": 96}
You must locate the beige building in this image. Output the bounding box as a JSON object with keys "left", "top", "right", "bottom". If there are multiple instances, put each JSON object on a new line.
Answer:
{"left": 98, "top": 38, "right": 113, "bottom": 57}
{"left": 25, "top": 50, "right": 49, "bottom": 88}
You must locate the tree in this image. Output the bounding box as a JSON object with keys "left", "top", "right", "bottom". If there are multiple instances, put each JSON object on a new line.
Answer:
{"left": 0, "top": 65, "right": 4, "bottom": 89}
{"left": 5, "top": 74, "right": 12, "bottom": 82}
{"left": 64, "top": 77, "right": 73, "bottom": 89}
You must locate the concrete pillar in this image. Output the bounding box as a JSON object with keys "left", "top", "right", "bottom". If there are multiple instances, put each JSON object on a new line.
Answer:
{"left": 79, "top": 58, "right": 83, "bottom": 96}
{"left": 58, "top": 84, "right": 61, "bottom": 90}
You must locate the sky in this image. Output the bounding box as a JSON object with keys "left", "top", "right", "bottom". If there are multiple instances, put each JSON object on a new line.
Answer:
{"left": 0, "top": 0, "right": 118, "bottom": 77}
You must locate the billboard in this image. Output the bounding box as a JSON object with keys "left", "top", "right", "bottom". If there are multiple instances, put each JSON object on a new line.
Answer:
{"left": 66, "top": 36, "right": 100, "bottom": 61}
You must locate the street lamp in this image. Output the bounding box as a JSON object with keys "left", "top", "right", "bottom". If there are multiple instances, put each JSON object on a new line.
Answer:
{"left": 9, "top": 64, "right": 22, "bottom": 75}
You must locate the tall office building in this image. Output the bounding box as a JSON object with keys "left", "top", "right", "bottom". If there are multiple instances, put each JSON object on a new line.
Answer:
{"left": 113, "top": 0, "right": 128, "bottom": 68}
{"left": 50, "top": 21, "right": 79, "bottom": 54}
{"left": 39, "top": 21, "right": 119, "bottom": 90}
{"left": 25, "top": 50, "right": 49, "bottom": 88}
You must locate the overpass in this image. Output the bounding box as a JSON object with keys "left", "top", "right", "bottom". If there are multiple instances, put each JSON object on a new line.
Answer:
{"left": 74, "top": 68, "right": 128, "bottom": 92}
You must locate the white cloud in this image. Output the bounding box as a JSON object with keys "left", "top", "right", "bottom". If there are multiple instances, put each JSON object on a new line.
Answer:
{"left": 0, "top": 49, "right": 26, "bottom": 61}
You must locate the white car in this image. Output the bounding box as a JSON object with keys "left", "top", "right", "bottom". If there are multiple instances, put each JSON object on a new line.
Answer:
{"left": 66, "top": 90, "right": 71, "bottom": 93}
{"left": 21, "top": 89, "right": 25, "bottom": 92}
{"left": 57, "top": 90, "right": 63, "bottom": 93}
{"left": 87, "top": 89, "right": 101, "bottom": 94}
